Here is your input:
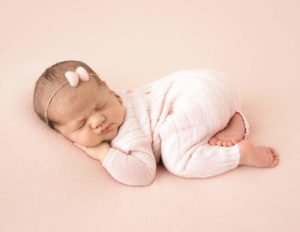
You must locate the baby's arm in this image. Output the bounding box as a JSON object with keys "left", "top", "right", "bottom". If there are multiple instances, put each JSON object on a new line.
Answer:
{"left": 102, "top": 147, "right": 157, "bottom": 186}
{"left": 76, "top": 139, "right": 156, "bottom": 186}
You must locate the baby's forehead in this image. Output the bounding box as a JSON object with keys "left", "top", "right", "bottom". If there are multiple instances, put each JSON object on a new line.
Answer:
{"left": 62, "top": 79, "right": 102, "bottom": 99}
{"left": 51, "top": 81, "right": 105, "bottom": 120}
{"left": 70, "top": 84, "right": 105, "bottom": 106}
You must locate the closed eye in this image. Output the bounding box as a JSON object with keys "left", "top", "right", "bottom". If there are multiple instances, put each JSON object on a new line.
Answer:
{"left": 77, "top": 120, "right": 86, "bottom": 130}
{"left": 96, "top": 102, "right": 107, "bottom": 111}
{"left": 75, "top": 101, "right": 108, "bottom": 131}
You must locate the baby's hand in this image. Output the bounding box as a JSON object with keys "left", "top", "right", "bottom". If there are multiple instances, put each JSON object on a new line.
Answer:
{"left": 74, "top": 142, "right": 111, "bottom": 163}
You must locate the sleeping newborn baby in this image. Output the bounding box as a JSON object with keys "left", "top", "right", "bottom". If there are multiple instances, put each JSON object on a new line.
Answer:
{"left": 33, "top": 60, "right": 279, "bottom": 186}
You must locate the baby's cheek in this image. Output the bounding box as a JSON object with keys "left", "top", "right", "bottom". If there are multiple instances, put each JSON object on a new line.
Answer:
{"left": 78, "top": 130, "right": 101, "bottom": 146}
{"left": 111, "top": 105, "right": 124, "bottom": 118}
{"left": 76, "top": 129, "right": 96, "bottom": 146}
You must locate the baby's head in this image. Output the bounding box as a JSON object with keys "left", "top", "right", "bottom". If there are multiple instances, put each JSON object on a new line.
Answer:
{"left": 33, "top": 60, "right": 125, "bottom": 147}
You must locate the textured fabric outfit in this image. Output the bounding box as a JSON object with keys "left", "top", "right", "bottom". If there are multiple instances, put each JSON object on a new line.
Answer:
{"left": 102, "top": 69, "right": 250, "bottom": 186}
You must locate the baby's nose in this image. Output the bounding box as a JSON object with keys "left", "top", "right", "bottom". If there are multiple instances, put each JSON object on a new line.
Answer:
{"left": 90, "top": 114, "right": 105, "bottom": 129}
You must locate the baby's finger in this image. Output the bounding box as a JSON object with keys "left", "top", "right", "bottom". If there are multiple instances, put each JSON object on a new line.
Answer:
{"left": 74, "top": 143, "right": 88, "bottom": 151}
{"left": 74, "top": 142, "right": 82, "bottom": 148}
{"left": 74, "top": 143, "right": 98, "bottom": 159}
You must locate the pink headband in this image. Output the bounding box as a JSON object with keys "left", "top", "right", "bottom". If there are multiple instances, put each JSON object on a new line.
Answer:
{"left": 44, "top": 66, "right": 97, "bottom": 126}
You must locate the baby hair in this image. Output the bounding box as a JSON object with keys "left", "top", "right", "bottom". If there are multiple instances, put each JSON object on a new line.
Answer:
{"left": 33, "top": 60, "right": 103, "bottom": 129}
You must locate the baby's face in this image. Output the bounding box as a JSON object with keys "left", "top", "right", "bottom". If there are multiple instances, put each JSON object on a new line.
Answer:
{"left": 51, "top": 79, "right": 126, "bottom": 147}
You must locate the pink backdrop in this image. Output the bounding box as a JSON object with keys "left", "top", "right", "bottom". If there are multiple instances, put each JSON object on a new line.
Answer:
{"left": 1, "top": 0, "right": 300, "bottom": 231}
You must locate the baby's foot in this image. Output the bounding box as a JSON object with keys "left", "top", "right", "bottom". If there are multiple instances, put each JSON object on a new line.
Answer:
{"left": 238, "top": 140, "right": 279, "bottom": 168}
{"left": 209, "top": 112, "right": 246, "bottom": 147}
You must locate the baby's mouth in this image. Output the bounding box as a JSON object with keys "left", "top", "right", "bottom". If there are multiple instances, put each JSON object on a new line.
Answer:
{"left": 101, "top": 123, "right": 113, "bottom": 133}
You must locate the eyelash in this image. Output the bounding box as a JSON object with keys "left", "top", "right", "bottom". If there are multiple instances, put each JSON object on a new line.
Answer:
{"left": 77, "top": 120, "right": 86, "bottom": 130}
{"left": 96, "top": 102, "right": 107, "bottom": 111}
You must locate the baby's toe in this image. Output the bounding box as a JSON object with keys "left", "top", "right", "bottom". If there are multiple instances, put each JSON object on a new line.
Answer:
{"left": 209, "top": 137, "right": 218, "bottom": 145}
{"left": 232, "top": 138, "right": 239, "bottom": 144}
{"left": 268, "top": 147, "right": 279, "bottom": 167}
{"left": 272, "top": 153, "right": 279, "bottom": 166}
{"left": 227, "top": 141, "right": 234, "bottom": 146}
{"left": 217, "top": 140, "right": 223, "bottom": 146}
{"left": 222, "top": 140, "right": 231, "bottom": 147}
{"left": 268, "top": 147, "right": 275, "bottom": 153}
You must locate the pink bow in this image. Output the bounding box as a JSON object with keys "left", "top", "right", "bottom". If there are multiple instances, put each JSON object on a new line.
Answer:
{"left": 65, "top": 66, "right": 90, "bottom": 87}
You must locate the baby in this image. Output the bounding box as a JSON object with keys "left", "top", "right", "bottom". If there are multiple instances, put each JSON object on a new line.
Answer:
{"left": 33, "top": 60, "right": 279, "bottom": 186}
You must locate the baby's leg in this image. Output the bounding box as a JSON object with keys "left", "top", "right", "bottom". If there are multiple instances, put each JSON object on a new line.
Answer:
{"left": 159, "top": 111, "right": 243, "bottom": 178}
{"left": 159, "top": 112, "right": 278, "bottom": 179}
{"left": 208, "top": 112, "right": 280, "bottom": 167}
{"left": 161, "top": 142, "right": 242, "bottom": 178}
{"left": 208, "top": 112, "right": 246, "bottom": 147}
